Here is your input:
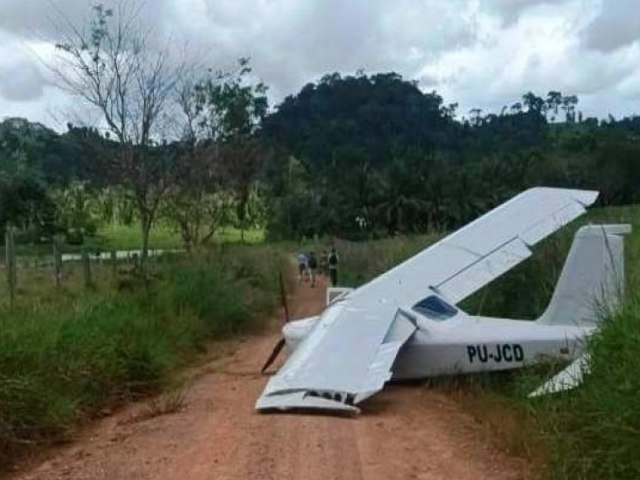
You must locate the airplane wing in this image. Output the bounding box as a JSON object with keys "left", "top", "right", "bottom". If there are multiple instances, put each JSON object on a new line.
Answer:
{"left": 347, "top": 187, "right": 599, "bottom": 307}
{"left": 257, "top": 188, "right": 598, "bottom": 412}
{"left": 256, "top": 302, "right": 416, "bottom": 412}
{"left": 528, "top": 354, "right": 590, "bottom": 397}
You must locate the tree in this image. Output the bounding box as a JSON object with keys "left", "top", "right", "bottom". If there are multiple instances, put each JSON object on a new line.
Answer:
{"left": 51, "top": 181, "right": 99, "bottom": 242}
{"left": 561, "top": 95, "right": 579, "bottom": 123}
{"left": 0, "top": 174, "right": 56, "bottom": 240}
{"left": 161, "top": 144, "right": 233, "bottom": 251}
{"left": 219, "top": 139, "right": 265, "bottom": 241}
{"left": 546, "top": 91, "right": 563, "bottom": 121}
{"left": 522, "top": 92, "right": 545, "bottom": 114}
{"left": 49, "top": 2, "right": 184, "bottom": 270}
{"left": 172, "top": 58, "right": 268, "bottom": 244}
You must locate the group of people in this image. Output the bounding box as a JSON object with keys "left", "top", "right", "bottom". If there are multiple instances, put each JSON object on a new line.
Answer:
{"left": 297, "top": 248, "right": 339, "bottom": 288}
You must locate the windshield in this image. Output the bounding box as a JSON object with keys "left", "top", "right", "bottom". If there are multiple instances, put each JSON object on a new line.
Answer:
{"left": 412, "top": 295, "right": 458, "bottom": 321}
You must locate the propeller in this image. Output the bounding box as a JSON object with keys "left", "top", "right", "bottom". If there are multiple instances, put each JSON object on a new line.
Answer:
{"left": 260, "top": 271, "right": 290, "bottom": 374}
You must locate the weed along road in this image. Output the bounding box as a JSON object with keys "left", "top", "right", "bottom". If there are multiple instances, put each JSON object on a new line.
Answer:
{"left": 11, "top": 276, "right": 525, "bottom": 480}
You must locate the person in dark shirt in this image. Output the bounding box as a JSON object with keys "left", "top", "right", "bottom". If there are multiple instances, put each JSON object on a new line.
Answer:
{"left": 308, "top": 251, "right": 318, "bottom": 287}
{"left": 297, "top": 252, "right": 308, "bottom": 283}
{"left": 328, "top": 248, "right": 339, "bottom": 286}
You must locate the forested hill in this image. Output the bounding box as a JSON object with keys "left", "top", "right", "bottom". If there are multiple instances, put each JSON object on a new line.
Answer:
{"left": 262, "top": 72, "right": 640, "bottom": 239}
{"left": 2, "top": 71, "right": 640, "bottom": 242}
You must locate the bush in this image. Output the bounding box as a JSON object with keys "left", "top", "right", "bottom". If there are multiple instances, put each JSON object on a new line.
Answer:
{"left": 165, "top": 266, "right": 250, "bottom": 336}
{"left": 0, "top": 245, "right": 285, "bottom": 467}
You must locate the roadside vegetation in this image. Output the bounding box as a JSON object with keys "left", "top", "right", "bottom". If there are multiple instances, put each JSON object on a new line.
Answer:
{"left": 0, "top": 244, "right": 284, "bottom": 468}
{"left": 339, "top": 205, "right": 640, "bottom": 479}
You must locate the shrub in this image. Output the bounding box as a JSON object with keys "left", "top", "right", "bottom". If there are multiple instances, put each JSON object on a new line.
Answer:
{"left": 0, "top": 244, "right": 284, "bottom": 467}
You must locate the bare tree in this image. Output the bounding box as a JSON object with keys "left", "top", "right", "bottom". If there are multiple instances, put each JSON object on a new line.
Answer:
{"left": 47, "top": 1, "right": 184, "bottom": 270}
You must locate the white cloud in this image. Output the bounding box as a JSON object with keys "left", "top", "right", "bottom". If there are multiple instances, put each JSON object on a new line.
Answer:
{"left": 1, "top": 0, "right": 640, "bottom": 128}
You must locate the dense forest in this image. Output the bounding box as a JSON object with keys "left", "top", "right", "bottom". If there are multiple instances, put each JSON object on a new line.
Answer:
{"left": 2, "top": 6, "right": 640, "bottom": 256}
{"left": 262, "top": 73, "right": 640, "bottom": 238}
{"left": 4, "top": 72, "right": 640, "bottom": 245}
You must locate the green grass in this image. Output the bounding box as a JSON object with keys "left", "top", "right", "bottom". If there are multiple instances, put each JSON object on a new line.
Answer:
{"left": 14, "top": 224, "right": 265, "bottom": 259}
{"left": 93, "top": 224, "right": 264, "bottom": 251}
{"left": 0, "top": 244, "right": 284, "bottom": 468}
{"left": 90, "top": 224, "right": 183, "bottom": 251}
{"left": 334, "top": 233, "right": 443, "bottom": 287}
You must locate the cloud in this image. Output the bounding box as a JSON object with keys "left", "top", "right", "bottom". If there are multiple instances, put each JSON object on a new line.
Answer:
{"left": 480, "top": 0, "right": 574, "bottom": 25}
{"left": 582, "top": 0, "right": 640, "bottom": 52}
{"left": 165, "top": 0, "right": 480, "bottom": 101}
{"left": 0, "top": 0, "right": 172, "bottom": 41}
{"left": 418, "top": 0, "right": 640, "bottom": 118}
{"left": 0, "top": 57, "right": 45, "bottom": 101}
{"left": 1, "top": 0, "right": 640, "bottom": 128}
{"left": 0, "top": 31, "right": 49, "bottom": 102}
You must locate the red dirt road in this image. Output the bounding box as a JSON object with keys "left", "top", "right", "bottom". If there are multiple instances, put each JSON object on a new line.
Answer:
{"left": 11, "top": 276, "right": 526, "bottom": 480}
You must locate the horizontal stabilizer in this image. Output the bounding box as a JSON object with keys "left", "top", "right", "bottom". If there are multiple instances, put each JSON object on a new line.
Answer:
{"left": 528, "top": 354, "right": 590, "bottom": 397}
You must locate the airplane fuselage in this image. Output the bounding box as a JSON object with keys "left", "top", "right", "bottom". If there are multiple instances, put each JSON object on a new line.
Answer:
{"left": 283, "top": 313, "right": 594, "bottom": 380}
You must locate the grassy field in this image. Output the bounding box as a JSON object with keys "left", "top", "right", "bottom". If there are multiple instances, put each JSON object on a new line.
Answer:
{"left": 338, "top": 204, "right": 640, "bottom": 479}
{"left": 0, "top": 243, "right": 283, "bottom": 468}
{"left": 14, "top": 224, "right": 265, "bottom": 259}
{"left": 93, "top": 224, "right": 265, "bottom": 250}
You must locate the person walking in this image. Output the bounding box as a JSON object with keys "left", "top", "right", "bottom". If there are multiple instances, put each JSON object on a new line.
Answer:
{"left": 308, "top": 251, "right": 318, "bottom": 287}
{"left": 319, "top": 250, "right": 329, "bottom": 278}
{"left": 328, "top": 247, "right": 339, "bottom": 286}
{"left": 297, "top": 251, "right": 308, "bottom": 283}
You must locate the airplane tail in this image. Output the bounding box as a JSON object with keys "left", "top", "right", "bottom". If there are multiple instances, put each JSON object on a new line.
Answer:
{"left": 537, "top": 224, "right": 631, "bottom": 327}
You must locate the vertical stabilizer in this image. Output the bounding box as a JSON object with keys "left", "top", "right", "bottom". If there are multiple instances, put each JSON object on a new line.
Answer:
{"left": 537, "top": 224, "right": 631, "bottom": 326}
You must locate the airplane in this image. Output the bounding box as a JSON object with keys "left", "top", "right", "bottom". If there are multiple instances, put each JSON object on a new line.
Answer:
{"left": 256, "top": 187, "right": 630, "bottom": 414}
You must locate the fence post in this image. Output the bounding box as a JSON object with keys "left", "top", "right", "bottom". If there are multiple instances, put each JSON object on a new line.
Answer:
{"left": 110, "top": 250, "right": 117, "bottom": 275}
{"left": 81, "top": 246, "right": 93, "bottom": 289}
{"left": 53, "top": 234, "right": 63, "bottom": 288}
{"left": 5, "top": 226, "right": 16, "bottom": 307}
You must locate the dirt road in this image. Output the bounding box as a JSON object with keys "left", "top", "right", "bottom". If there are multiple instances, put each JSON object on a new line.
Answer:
{"left": 12, "top": 276, "right": 526, "bottom": 480}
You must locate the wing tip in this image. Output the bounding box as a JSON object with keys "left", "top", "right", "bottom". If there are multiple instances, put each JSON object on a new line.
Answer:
{"left": 524, "top": 186, "right": 599, "bottom": 207}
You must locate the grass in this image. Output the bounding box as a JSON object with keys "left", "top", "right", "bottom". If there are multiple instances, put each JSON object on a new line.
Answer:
{"left": 93, "top": 224, "right": 265, "bottom": 251}
{"left": 333, "top": 233, "right": 443, "bottom": 287}
{"left": 14, "top": 224, "right": 265, "bottom": 259}
{"left": 524, "top": 303, "right": 640, "bottom": 479}
{"left": 141, "top": 387, "right": 189, "bottom": 420}
{"left": 337, "top": 204, "right": 640, "bottom": 479}
{"left": 0, "top": 243, "right": 284, "bottom": 468}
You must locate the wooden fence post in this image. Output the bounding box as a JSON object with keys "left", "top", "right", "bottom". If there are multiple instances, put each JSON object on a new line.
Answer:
{"left": 5, "top": 226, "right": 16, "bottom": 307}
{"left": 81, "top": 246, "right": 93, "bottom": 289}
{"left": 53, "top": 234, "right": 63, "bottom": 288}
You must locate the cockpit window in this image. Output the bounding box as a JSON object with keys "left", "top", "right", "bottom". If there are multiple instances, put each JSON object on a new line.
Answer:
{"left": 412, "top": 295, "right": 458, "bottom": 321}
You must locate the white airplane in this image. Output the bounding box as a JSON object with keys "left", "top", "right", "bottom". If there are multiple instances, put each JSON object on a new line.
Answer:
{"left": 257, "top": 188, "right": 630, "bottom": 414}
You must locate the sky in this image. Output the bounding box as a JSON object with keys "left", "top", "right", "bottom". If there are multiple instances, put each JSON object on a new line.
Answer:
{"left": 1, "top": 0, "right": 640, "bottom": 130}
